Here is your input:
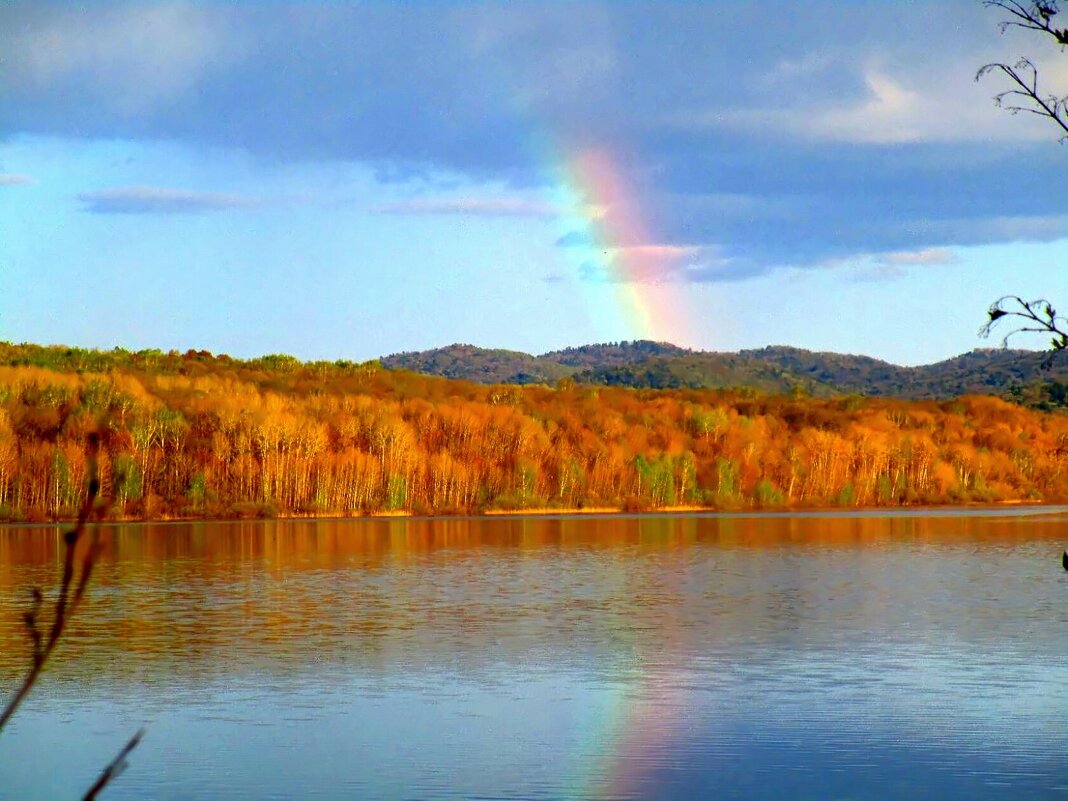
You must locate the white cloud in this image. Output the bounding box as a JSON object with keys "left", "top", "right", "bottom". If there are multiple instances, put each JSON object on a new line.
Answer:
{"left": 809, "top": 71, "right": 924, "bottom": 143}
{"left": 877, "top": 247, "right": 957, "bottom": 266}
{"left": 0, "top": 174, "right": 35, "bottom": 186}
{"left": 577, "top": 244, "right": 731, "bottom": 284}
{"left": 818, "top": 247, "right": 957, "bottom": 282}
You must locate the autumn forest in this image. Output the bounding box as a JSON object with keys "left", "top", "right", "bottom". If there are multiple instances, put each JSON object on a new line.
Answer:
{"left": 1, "top": 342, "right": 1067, "bottom": 522}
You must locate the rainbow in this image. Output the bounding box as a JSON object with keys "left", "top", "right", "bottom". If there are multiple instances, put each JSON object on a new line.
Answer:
{"left": 543, "top": 144, "right": 700, "bottom": 348}
{"left": 523, "top": 147, "right": 709, "bottom": 789}
{"left": 543, "top": 523, "right": 699, "bottom": 798}
{"left": 563, "top": 671, "right": 693, "bottom": 798}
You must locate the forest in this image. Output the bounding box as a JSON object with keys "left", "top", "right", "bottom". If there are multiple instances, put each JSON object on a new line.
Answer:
{"left": 1, "top": 342, "right": 1068, "bottom": 521}
{"left": 383, "top": 340, "right": 1068, "bottom": 402}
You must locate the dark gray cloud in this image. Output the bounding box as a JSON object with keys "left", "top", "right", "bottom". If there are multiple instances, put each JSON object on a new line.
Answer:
{"left": 77, "top": 187, "right": 257, "bottom": 214}
{"left": 3, "top": 1, "right": 1064, "bottom": 278}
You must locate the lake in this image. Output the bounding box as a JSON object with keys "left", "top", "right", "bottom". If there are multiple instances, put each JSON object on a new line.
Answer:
{"left": 2, "top": 510, "right": 1068, "bottom": 800}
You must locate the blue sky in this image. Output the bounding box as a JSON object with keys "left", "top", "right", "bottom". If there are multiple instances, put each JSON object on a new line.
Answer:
{"left": 1, "top": 1, "right": 1067, "bottom": 365}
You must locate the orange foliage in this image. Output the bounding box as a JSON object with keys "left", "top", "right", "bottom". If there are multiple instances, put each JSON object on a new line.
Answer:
{"left": 0, "top": 360, "right": 1066, "bottom": 520}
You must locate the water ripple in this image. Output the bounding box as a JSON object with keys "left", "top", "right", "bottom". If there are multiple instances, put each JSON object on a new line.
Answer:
{"left": 1, "top": 512, "right": 1067, "bottom": 799}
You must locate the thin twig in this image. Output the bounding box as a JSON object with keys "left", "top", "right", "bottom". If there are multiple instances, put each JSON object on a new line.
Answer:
{"left": 979, "top": 3, "right": 1068, "bottom": 369}
{"left": 984, "top": 1, "right": 1068, "bottom": 44}
{"left": 979, "top": 295, "right": 1068, "bottom": 367}
{"left": 82, "top": 729, "right": 146, "bottom": 801}
{"left": 979, "top": 3, "right": 1068, "bottom": 138}
{"left": 977, "top": 59, "right": 1068, "bottom": 138}
{"left": 1, "top": 428, "right": 144, "bottom": 798}
{"left": 0, "top": 435, "right": 102, "bottom": 731}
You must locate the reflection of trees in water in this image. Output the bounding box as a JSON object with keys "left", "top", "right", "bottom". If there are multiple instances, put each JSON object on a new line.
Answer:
{"left": 0, "top": 437, "right": 142, "bottom": 798}
{"left": 2, "top": 513, "right": 1061, "bottom": 691}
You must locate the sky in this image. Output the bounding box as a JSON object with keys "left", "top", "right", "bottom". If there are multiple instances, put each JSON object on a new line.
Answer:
{"left": 2, "top": 1, "right": 1068, "bottom": 366}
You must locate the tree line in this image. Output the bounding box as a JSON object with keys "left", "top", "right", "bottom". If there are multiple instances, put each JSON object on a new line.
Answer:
{"left": 1, "top": 343, "right": 1067, "bottom": 520}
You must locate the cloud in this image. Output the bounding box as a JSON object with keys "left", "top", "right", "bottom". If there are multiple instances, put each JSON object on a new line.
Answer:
{"left": 809, "top": 65, "right": 1062, "bottom": 145}
{"left": 576, "top": 244, "right": 738, "bottom": 284}
{"left": 617, "top": 244, "right": 700, "bottom": 260}
{"left": 577, "top": 261, "right": 608, "bottom": 282}
{"left": 371, "top": 197, "right": 560, "bottom": 218}
{"left": 809, "top": 71, "right": 926, "bottom": 144}
{"left": 5, "top": 1, "right": 1068, "bottom": 279}
{"left": 555, "top": 230, "right": 593, "bottom": 248}
{"left": 758, "top": 52, "right": 838, "bottom": 86}
{"left": 2, "top": 3, "right": 238, "bottom": 115}
{"left": 559, "top": 233, "right": 772, "bottom": 283}
{"left": 850, "top": 264, "right": 910, "bottom": 283}
{"left": 876, "top": 247, "right": 957, "bottom": 266}
{"left": 817, "top": 246, "right": 956, "bottom": 283}
{"left": 77, "top": 187, "right": 258, "bottom": 214}
{"left": 901, "top": 214, "right": 1068, "bottom": 245}
{"left": 710, "top": 63, "right": 1057, "bottom": 146}
{"left": 10, "top": 3, "right": 979, "bottom": 164}
{"left": 680, "top": 260, "right": 770, "bottom": 283}
{"left": 0, "top": 174, "right": 35, "bottom": 186}
{"left": 563, "top": 231, "right": 747, "bottom": 286}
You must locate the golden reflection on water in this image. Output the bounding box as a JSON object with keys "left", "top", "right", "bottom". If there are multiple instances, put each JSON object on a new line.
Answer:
{"left": 4, "top": 511, "right": 1068, "bottom": 801}
{"left": 4, "top": 508, "right": 1066, "bottom": 567}
{"left": 0, "top": 510, "right": 1066, "bottom": 687}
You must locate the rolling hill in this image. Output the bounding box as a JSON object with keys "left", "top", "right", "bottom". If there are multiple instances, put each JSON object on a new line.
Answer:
{"left": 381, "top": 340, "right": 1068, "bottom": 404}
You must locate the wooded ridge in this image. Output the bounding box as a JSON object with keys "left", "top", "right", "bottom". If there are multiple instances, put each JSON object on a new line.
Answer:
{"left": 0, "top": 341, "right": 1066, "bottom": 521}
{"left": 383, "top": 341, "right": 1068, "bottom": 407}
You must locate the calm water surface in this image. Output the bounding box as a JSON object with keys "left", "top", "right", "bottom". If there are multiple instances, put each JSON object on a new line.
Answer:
{"left": 2, "top": 510, "right": 1068, "bottom": 800}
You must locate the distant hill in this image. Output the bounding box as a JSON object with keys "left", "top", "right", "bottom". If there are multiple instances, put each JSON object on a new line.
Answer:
{"left": 381, "top": 340, "right": 692, "bottom": 384}
{"left": 541, "top": 341, "right": 693, "bottom": 368}
{"left": 745, "top": 346, "right": 1068, "bottom": 399}
{"left": 738, "top": 346, "right": 912, "bottom": 394}
{"left": 569, "top": 353, "right": 835, "bottom": 394}
{"left": 380, "top": 340, "right": 1068, "bottom": 405}
{"left": 380, "top": 344, "right": 573, "bottom": 385}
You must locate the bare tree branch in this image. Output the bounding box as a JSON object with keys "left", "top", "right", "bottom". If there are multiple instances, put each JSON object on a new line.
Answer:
{"left": 0, "top": 431, "right": 143, "bottom": 798}
{"left": 977, "top": 58, "right": 1068, "bottom": 138}
{"left": 979, "top": 3, "right": 1068, "bottom": 139}
{"left": 980, "top": 3, "right": 1068, "bottom": 368}
{"left": 984, "top": 1, "right": 1068, "bottom": 43}
{"left": 979, "top": 295, "right": 1068, "bottom": 366}
{"left": 82, "top": 729, "right": 146, "bottom": 801}
{"left": 0, "top": 435, "right": 103, "bottom": 731}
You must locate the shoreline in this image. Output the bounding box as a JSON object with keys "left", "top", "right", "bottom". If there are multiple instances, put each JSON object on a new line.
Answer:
{"left": 0, "top": 498, "right": 1058, "bottom": 527}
